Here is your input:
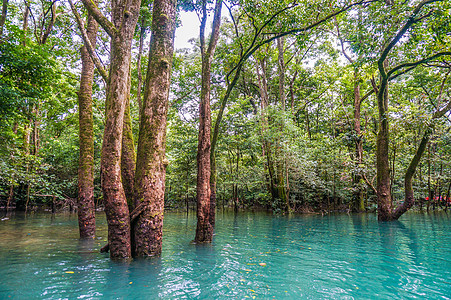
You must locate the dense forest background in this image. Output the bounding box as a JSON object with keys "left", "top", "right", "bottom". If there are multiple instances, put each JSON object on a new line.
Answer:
{"left": 0, "top": 0, "right": 450, "bottom": 216}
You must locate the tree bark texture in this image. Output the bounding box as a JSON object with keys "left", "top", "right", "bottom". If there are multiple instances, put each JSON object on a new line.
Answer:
{"left": 86, "top": 0, "right": 141, "bottom": 260}
{"left": 77, "top": 12, "right": 98, "bottom": 239}
{"left": 376, "top": 75, "right": 393, "bottom": 221}
{"left": 133, "top": 0, "right": 177, "bottom": 257}
{"left": 392, "top": 129, "right": 431, "bottom": 219}
{"left": 195, "top": 0, "right": 222, "bottom": 243}
{"left": 121, "top": 71, "right": 136, "bottom": 208}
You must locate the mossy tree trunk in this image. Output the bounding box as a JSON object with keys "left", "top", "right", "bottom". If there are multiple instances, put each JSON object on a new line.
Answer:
{"left": 376, "top": 64, "right": 394, "bottom": 221}
{"left": 195, "top": 0, "right": 222, "bottom": 244}
{"left": 133, "top": 0, "right": 177, "bottom": 257}
{"left": 77, "top": 12, "right": 98, "bottom": 239}
{"left": 81, "top": 0, "right": 141, "bottom": 260}
{"left": 121, "top": 71, "right": 136, "bottom": 208}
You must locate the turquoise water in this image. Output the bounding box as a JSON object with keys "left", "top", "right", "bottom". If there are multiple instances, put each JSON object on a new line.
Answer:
{"left": 0, "top": 211, "right": 450, "bottom": 299}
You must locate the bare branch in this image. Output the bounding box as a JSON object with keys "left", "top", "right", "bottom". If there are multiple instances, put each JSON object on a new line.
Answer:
{"left": 69, "top": 0, "right": 107, "bottom": 83}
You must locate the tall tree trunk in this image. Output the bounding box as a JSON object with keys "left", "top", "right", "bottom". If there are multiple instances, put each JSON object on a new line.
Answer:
{"left": 376, "top": 78, "right": 393, "bottom": 221}
{"left": 195, "top": 0, "right": 222, "bottom": 243}
{"left": 77, "top": 12, "right": 98, "bottom": 239}
{"left": 81, "top": 0, "right": 142, "bottom": 260}
{"left": 121, "top": 71, "right": 136, "bottom": 207}
{"left": 393, "top": 129, "right": 431, "bottom": 219}
{"left": 133, "top": 0, "right": 177, "bottom": 256}
{"left": 0, "top": 0, "right": 8, "bottom": 37}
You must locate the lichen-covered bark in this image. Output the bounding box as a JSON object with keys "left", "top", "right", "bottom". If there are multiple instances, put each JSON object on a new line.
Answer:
{"left": 376, "top": 81, "right": 394, "bottom": 221}
{"left": 100, "top": 0, "right": 141, "bottom": 260}
{"left": 209, "top": 155, "right": 217, "bottom": 226}
{"left": 121, "top": 72, "right": 136, "bottom": 208}
{"left": 77, "top": 12, "right": 98, "bottom": 239}
{"left": 133, "top": 0, "right": 176, "bottom": 257}
{"left": 195, "top": 59, "right": 213, "bottom": 242}
{"left": 195, "top": 0, "right": 222, "bottom": 243}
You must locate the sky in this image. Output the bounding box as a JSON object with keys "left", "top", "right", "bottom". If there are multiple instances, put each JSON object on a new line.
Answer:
{"left": 174, "top": 11, "right": 201, "bottom": 50}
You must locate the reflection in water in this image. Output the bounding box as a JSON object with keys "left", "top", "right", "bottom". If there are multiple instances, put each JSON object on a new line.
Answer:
{"left": 0, "top": 211, "right": 450, "bottom": 299}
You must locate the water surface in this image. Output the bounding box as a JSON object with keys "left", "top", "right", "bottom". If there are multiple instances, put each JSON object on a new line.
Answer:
{"left": 0, "top": 211, "right": 450, "bottom": 299}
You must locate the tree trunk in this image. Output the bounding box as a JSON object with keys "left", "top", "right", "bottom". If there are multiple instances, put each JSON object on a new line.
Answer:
{"left": 22, "top": 6, "right": 28, "bottom": 46}
{"left": 0, "top": 0, "right": 8, "bottom": 37}
{"left": 376, "top": 59, "right": 394, "bottom": 221}
{"left": 81, "top": 0, "right": 142, "bottom": 260}
{"left": 195, "top": 46, "right": 213, "bottom": 243}
{"left": 7, "top": 183, "right": 13, "bottom": 210}
{"left": 121, "top": 71, "right": 136, "bottom": 207}
{"left": 427, "top": 143, "right": 431, "bottom": 212}
{"left": 195, "top": 0, "right": 222, "bottom": 243}
{"left": 133, "top": 0, "right": 176, "bottom": 256}
{"left": 210, "top": 154, "right": 217, "bottom": 226}
{"left": 393, "top": 129, "right": 431, "bottom": 219}
{"left": 77, "top": 12, "right": 98, "bottom": 239}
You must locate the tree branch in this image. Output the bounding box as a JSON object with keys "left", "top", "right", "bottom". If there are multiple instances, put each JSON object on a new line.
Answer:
{"left": 69, "top": 0, "right": 108, "bottom": 83}
{"left": 378, "top": 0, "right": 442, "bottom": 79}
{"left": 387, "top": 51, "right": 451, "bottom": 79}
{"left": 79, "top": 0, "right": 117, "bottom": 37}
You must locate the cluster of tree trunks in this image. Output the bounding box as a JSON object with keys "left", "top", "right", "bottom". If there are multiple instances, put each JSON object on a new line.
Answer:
{"left": 73, "top": 0, "right": 176, "bottom": 259}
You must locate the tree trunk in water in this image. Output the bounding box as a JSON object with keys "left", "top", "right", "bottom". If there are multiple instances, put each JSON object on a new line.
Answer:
{"left": 376, "top": 59, "right": 394, "bottom": 221}
{"left": 195, "top": 51, "right": 213, "bottom": 244}
{"left": 195, "top": 0, "right": 222, "bottom": 243}
{"left": 77, "top": 12, "right": 98, "bottom": 239}
{"left": 121, "top": 71, "right": 136, "bottom": 208}
{"left": 90, "top": 0, "right": 141, "bottom": 260}
{"left": 427, "top": 143, "right": 431, "bottom": 212}
{"left": 210, "top": 154, "right": 217, "bottom": 226}
{"left": 393, "top": 129, "right": 431, "bottom": 219}
{"left": 133, "top": 0, "right": 176, "bottom": 257}
{"left": 376, "top": 91, "right": 393, "bottom": 220}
